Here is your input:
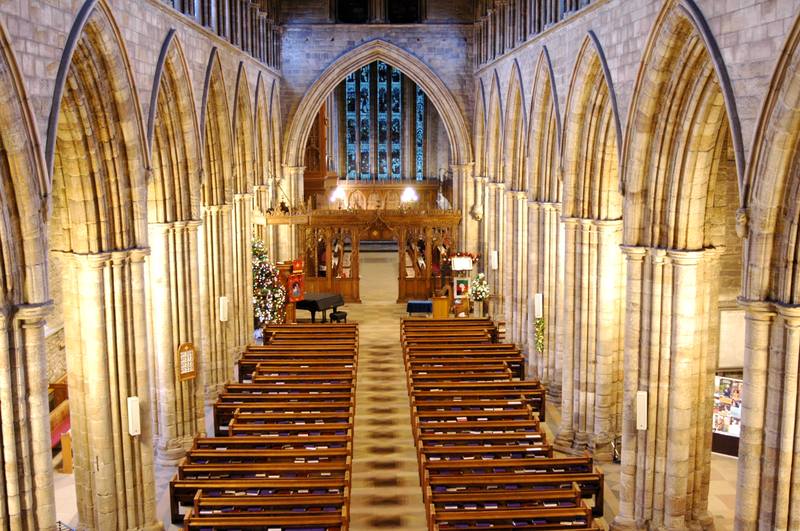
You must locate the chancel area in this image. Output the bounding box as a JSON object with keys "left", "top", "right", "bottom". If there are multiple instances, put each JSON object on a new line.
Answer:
{"left": 1, "top": 0, "right": 800, "bottom": 530}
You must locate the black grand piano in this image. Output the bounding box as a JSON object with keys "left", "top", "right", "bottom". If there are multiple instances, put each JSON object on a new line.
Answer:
{"left": 295, "top": 292, "right": 345, "bottom": 323}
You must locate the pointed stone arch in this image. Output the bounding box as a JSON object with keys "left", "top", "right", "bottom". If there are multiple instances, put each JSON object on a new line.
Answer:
{"left": 623, "top": 0, "right": 743, "bottom": 250}
{"left": 503, "top": 60, "right": 526, "bottom": 189}
{"left": 254, "top": 72, "right": 272, "bottom": 188}
{"left": 562, "top": 32, "right": 622, "bottom": 221}
{"left": 525, "top": 47, "right": 564, "bottom": 400}
{"left": 253, "top": 72, "right": 274, "bottom": 245}
{"left": 46, "top": 1, "right": 159, "bottom": 528}
{"left": 200, "top": 48, "right": 234, "bottom": 207}
{"left": 145, "top": 29, "right": 205, "bottom": 463}
{"left": 556, "top": 32, "right": 625, "bottom": 465}
{"left": 473, "top": 80, "right": 487, "bottom": 179}
{"left": 233, "top": 62, "right": 255, "bottom": 194}
{"left": 485, "top": 71, "right": 504, "bottom": 183}
{"left": 284, "top": 39, "right": 472, "bottom": 169}
{"left": 0, "top": 16, "right": 56, "bottom": 531}
{"left": 527, "top": 47, "right": 562, "bottom": 204}
{"left": 147, "top": 29, "right": 201, "bottom": 223}
{"left": 615, "top": 2, "right": 743, "bottom": 528}
{"left": 736, "top": 13, "right": 800, "bottom": 531}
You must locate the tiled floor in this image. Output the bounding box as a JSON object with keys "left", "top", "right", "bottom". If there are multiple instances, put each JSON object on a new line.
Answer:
{"left": 53, "top": 251, "right": 737, "bottom": 530}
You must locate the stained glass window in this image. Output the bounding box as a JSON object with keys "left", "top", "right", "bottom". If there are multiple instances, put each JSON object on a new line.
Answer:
{"left": 342, "top": 61, "right": 425, "bottom": 181}
{"left": 345, "top": 72, "right": 357, "bottom": 179}
{"left": 415, "top": 86, "right": 425, "bottom": 180}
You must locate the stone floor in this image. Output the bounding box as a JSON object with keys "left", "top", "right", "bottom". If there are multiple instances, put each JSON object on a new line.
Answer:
{"left": 53, "top": 251, "right": 737, "bottom": 530}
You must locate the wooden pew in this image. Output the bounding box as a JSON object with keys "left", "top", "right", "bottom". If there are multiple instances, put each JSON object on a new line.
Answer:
{"left": 213, "top": 400, "right": 354, "bottom": 436}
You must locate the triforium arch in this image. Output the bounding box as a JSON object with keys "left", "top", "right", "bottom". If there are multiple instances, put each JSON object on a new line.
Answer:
{"left": 0, "top": 17, "right": 56, "bottom": 531}
{"left": 502, "top": 60, "right": 528, "bottom": 347}
{"left": 555, "top": 32, "right": 624, "bottom": 464}
{"left": 525, "top": 47, "right": 563, "bottom": 399}
{"left": 736, "top": 12, "right": 800, "bottom": 531}
{"left": 614, "top": 2, "right": 744, "bottom": 529}
{"left": 145, "top": 29, "right": 205, "bottom": 463}
{"left": 45, "top": 0, "right": 160, "bottom": 528}
{"left": 199, "top": 47, "right": 236, "bottom": 398}
{"left": 231, "top": 63, "right": 255, "bottom": 363}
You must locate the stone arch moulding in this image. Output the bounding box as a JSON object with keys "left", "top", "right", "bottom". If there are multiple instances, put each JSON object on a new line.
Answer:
{"left": 284, "top": 39, "right": 473, "bottom": 168}
{"left": 573, "top": 30, "right": 622, "bottom": 168}
{"left": 45, "top": 0, "right": 148, "bottom": 180}
{"left": 533, "top": 46, "right": 563, "bottom": 169}
{"left": 743, "top": 12, "right": 800, "bottom": 302}
{"left": 503, "top": 59, "right": 527, "bottom": 189}
{"left": 621, "top": 0, "right": 745, "bottom": 201}
{"left": 486, "top": 70, "right": 504, "bottom": 181}
{"left": 146, "top": 28, "right": 201, "bottom": 164}
{"left": 473, "top": 79, "right": 488, "bottom": 177}
{"left": 0, "top": 20, "right": 49, "bottom": 306}
{"left": 526, "top": 46, "right": 564, "bottom": 203}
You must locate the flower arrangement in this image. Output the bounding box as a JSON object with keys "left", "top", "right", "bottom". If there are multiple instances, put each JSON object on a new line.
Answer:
{"left": 534, "top": 317, "right": 545, "bottom": 353}
{"left": 469, "top": 273, "right": 490, "bottom": 301}
{"left": 252, "top": 239, "right": 286, "bottom": 326}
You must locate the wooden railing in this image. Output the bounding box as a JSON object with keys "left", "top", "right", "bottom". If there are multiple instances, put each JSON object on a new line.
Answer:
{"left": 161, "top": 0, "right": 281, "bottom": 70}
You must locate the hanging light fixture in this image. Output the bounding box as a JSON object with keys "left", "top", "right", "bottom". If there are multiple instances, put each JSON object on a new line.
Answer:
{"left": 400, "top": 186, "right": 419, "bottom": 203}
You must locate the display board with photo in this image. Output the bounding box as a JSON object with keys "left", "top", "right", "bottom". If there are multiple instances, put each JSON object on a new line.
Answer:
{"left": 712, "top": 376, "right": 742, "bottom": 438}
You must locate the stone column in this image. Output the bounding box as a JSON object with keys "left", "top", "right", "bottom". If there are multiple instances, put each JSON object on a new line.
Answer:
{"left": 0, "top": 303, "right": 57, "bottom": 530}
{"left": 591, "top": 219, "right": 624, "bottom": 461}
{"left": 734, "top": 300, "right": 774, "bottom": 530}
{"left": 451, "top": 163, "right": 476, "bottom": 251}
{"left": 556, "top": 217, "right": 579, "bottom": 450}
{"left": 60, "top": 250, "right": 160, "bottom": 531}
{"left": 147, "top": 221, "right": 205, "bottom": 463}
{"left": 556, "top": 217, "right": 623, "bottom": 461}
{"left": 199, "top": 204, "right": 234, "bottom": 400}
{"left": 734, "top": 300, "right": 800, "bottom": 530}
{"left": 612, "top": 247, "right": 715, "bottom": 530}
{"left": 253, "top": 184, "right": 270, "bottom": 243}
{"left": 495, "top": 182, "right": 507, "bottom": 319}
{"left": 513, "top": 191, "right": 528, "bottom": 346}
{"left": 232, "top": 192, "right": 254, "bottom": 353}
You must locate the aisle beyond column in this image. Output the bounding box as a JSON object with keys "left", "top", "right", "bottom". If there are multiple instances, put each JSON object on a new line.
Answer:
{"left": 348, "top": 301, "right": 427, "bottom": 530}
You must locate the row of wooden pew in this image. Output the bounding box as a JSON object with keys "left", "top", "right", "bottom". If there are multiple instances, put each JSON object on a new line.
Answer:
{"left": 401, "top": 318, "right": 605, "bottom": 530}
{"left": 170, "top": 323, "right": 359, "bottom": 530}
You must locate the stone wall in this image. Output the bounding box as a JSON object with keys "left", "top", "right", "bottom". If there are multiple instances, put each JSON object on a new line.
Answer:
{"left": 0, "top": 0, "right": 283, "bottom": 370}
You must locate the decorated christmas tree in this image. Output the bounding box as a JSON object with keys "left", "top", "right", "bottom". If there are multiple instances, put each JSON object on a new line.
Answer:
{"left": 252, "top": 239, "right": 286, "bottom": 327}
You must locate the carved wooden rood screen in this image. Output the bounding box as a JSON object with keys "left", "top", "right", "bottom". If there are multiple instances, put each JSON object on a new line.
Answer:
{"left": 296, "top": 208, "right": 460, "bottom": 302}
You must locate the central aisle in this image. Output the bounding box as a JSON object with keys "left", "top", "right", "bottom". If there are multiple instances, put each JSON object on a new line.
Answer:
{"left": 346, "top": 300, "right": 427, "bottom": 530}
{"left": 331, "top": 247, "right": 427, "bottom": 528}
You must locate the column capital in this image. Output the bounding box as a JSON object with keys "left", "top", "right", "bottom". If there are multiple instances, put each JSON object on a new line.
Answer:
{"left": 593, "top": 218, "right": 624, "bottom": 232}
{"left": 53, "top": 250, "right": 112, "bottom": 269}
{"left": 561, "top": 217, "right": 580, "bottom": 229}
{"left": 666, "top": 248, "right": 705, "bottom": 266}
{"left": 620, "top": 245, "right": 647, "bottom": 261}
{"left": 449, "top": 162, "right": 475, "bottom": 173}
{"left": 737, "top": 297, "right": 777, "bottom": 320}
{"left": 475, "top": 175, "right": 489, "bottom": 184}
{"left": 14, "top": 301, "right": 53, "bottom": 324}
{"left": 773, "top": 300, "right": 800, "bottom": 323}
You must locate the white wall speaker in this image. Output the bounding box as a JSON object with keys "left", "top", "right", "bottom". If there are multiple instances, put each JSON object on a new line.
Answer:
{"left": 127, "top": 396, "right": 141, "bottom": 436}
{"left": 490, "top": 250, "right": 499, "bottom": 271}
{"left": 219, "top": 296, "right": 229, "bottom": 322}
{"left": 636, "top": 390, "right": 648, "bottom": 431}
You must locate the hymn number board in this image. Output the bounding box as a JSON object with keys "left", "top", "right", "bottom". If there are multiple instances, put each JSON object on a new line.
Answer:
{"left": 177, "top": 343, "right": 197, "bottom": 381}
